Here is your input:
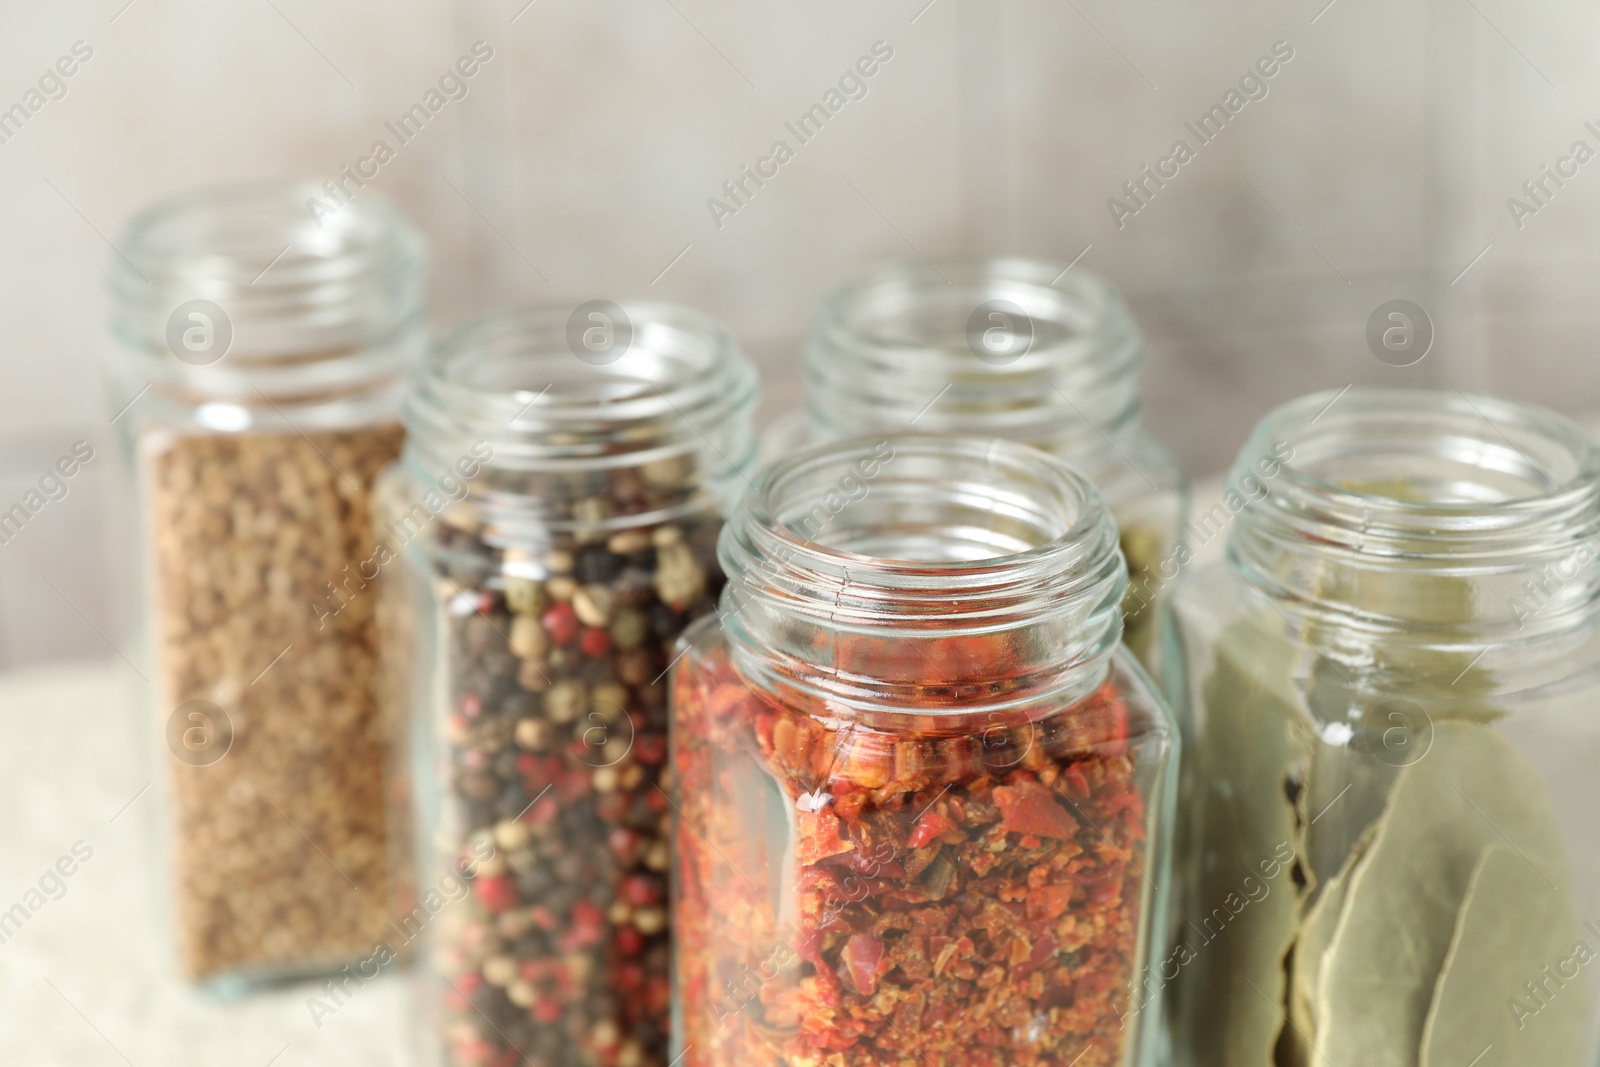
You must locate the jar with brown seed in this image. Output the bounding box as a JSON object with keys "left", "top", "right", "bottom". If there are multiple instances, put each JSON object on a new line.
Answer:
{"left": 105, "top": 182, "right": 426, "bottom": 989}
{"left": 375, "top": 303, "right": 758, "bottom": 1067}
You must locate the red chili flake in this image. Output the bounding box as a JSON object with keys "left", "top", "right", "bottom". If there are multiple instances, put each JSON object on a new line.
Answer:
{"left": 1025, "top": 883, "right": 1073, "bottom": 921}
{"left": 579, "top": 627, "right": 611, "bottom": 657}
{"left": 541, "top": 601, "right": 579, "bottom": 645}
{"left": 615, "top": 926, "right": 645, "bottom": 956}
{"left": 993, "top": 780, "right": 1080, "bottom": 839}
{"left": 907, "top": 808, "right": 956, "bottom": 849}
{"left": 472, "top": 875, "right": 517, "bottom": 913}
{"left": 842, "top": 933, "right": 885, "bottom": 995}
{"left": 794, "top": 808, "right": 855, "bottom": 866}
{"left": 672, "top": 643, "right": 1148, "bottom": 1067}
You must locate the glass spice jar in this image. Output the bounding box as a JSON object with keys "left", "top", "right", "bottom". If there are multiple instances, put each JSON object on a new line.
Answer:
{"left": 105, "top": 181, "right": 425, "bottom": 987}
{"left": 791, "top": 258, "right": 1187, "bottom": 672}
{"left": 378, "top": 304, "right": 758, "bottom": 1067}
{"left": 670, "top": 435, "right": 1178, "bottom": 1067}
{"left": 1168, "top": 387, "right": 1600, "bottom": 1067}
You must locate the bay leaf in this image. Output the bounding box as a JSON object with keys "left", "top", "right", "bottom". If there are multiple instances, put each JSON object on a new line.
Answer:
{"left": 1316, "top": 722, "right": 1572, "bottom": 1067}
{"left": 1178, "top": 611, "right": 1318, "bottom": 1067}
{"left": 1418, "top": 844, "right": 1587, "bottom": 1067}
{"left": 1287, "top": 825, "right": 1371, "bottom": 1054}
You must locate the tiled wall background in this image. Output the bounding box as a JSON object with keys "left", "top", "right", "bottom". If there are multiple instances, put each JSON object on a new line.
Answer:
{"left": 1, "top": 0, "right": 1596, "bottom": 667}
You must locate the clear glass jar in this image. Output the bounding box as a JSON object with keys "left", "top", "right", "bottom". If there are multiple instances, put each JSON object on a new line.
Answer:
{"left": 379, "top": 304, "right": 758, "bottom": 1067}
{"left": 670, "top": 435, "right": 1178, "bottom": 1067}
{"left": 793, "top": 258, "right": 1187, "bottom": 670}
{"left": 105, "top": 181, "right": 426, "bottom": 987}
{"left": 1168, "top": 387, "right": 1600, "bottom": 1067}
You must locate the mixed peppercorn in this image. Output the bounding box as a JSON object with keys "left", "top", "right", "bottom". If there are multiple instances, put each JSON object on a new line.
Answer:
{"left": 671, "top": 639, "right": 1150, "bottom": 1067}
{"left": 426, "top": 500, "right": 723, "bottom": 1067}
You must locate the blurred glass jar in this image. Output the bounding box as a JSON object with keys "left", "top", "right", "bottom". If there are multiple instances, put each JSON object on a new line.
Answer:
{"left": 671, "top": 435, "right": 1177, "bottom": 1067}
{"left": 378, "top": 304, "right": 757, "bottom": 1067}
{"left": 105, "top": 182, "right": 425, "bottom": 988}
{"left": 784, "top": 258, "right": 1188, "bottom": 671}
{"left": 1168, "top": 387, "right": 1600, "bottom": 1067}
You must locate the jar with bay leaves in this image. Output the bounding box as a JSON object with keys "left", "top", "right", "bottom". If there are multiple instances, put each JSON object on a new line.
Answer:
{"left": 670, "top": 436, "right": 1178, "bottom": 1067}
{"left": 105, "top": 182, "right": 426, "bottom": 988}
{"left": 1167, "top": 387, "right": 1600, "bottom": 1067}
{"left": 376, "top": 304, "right": 757, "bottom": 1067}
{"left": 786, "top": 258, "right": 1188, "bottom": 675}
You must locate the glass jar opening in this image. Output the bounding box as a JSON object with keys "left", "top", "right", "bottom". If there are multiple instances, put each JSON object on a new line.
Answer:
{"left": 109, "top": 180, "right": 426, "bottom": 413}
{"left": 803, "top": 258, "right": 1144, "bottom": 455}
{"left": 1230, "top": 387, "right": 1600, "bottom": 637}
{"left": 399, "top": 303, "right": 758, "bottom": 539}
{"left": 719, "top": 435, "right": 1127, "bottom": 713}
{"left": 757, "top": 435, "right": 1089, "bottom": 563}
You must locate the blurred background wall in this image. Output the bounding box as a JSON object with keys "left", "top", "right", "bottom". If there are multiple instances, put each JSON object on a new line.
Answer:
{"left": 1, "top": 0, "right": 1595, "bottom": 667}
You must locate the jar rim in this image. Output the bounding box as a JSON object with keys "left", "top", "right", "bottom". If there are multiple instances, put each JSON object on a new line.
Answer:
{"left": 1229, "top": 387, "right": 1600, "bottom": 639}
{"left": 406, "top": 302, "right": 758, "bottom": 466}
{"left": 717, "top": 434, "right": 1128, "bottom": 713}
{"left": 397, "top": 302, "right": 759, "bottom": 541}
{"left": 740, "top": 434, "right": 1113, "bottom": 577}
{"left": 803, "top": 257, "right": 1144, "bottom": 451}
{"left": 1234, "top": 387, "right": 1600, "bottom": 533}
{"left": 116, "top": 180, "right": 420, "bottom": 286}
{"left": 107, "top": 180, "right": 426, "bottom": 415}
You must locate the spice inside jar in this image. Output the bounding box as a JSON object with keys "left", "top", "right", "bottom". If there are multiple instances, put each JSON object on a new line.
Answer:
{"left": 106, "top": 182, "right": 426, "bottom": 984}
{"left": 670, "top": 435, "right": 1176, "bottom": 1067}
{"left": 380, "top": 303, "right": 758, "bottom": 1067}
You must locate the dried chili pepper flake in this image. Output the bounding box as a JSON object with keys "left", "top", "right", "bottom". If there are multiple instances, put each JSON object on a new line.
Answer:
{"left": 1025, "top": 883, "right": 1073, "bottom": 922}
{"left": 841, "top": 933, "right": 885, "bottom": 995}
{"left": 993, "top": 780, "right": 1080, "bottom": 839}
{"left": 795, "top": 809, "right": 856, "bottom": 865}
{"left": 907, "top": 808, "right": 956, "bottom": 849}
{"left": 673, "top": 645, "right": 1149, "bottom": 1067}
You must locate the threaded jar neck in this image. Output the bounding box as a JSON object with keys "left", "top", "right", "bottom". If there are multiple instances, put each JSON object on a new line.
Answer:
{"left": 718, "top": 435, "right": 1127, "bottom": 717}
{"left": 803, "top": 258, "right": 1144, "bottom": 459}
{"left": 400, "top": 302, "right": 758, "bottom": 544}
{"left": 1230, "top": 387, "right": 1600, "bottom": 641}
{"left": 109, "top": 181, "right": 426, "bottom": 423}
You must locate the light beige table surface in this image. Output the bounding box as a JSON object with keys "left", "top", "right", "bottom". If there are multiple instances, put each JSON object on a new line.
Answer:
{"left": 0, "top": 660, "right": 409, "bottom": 1067}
